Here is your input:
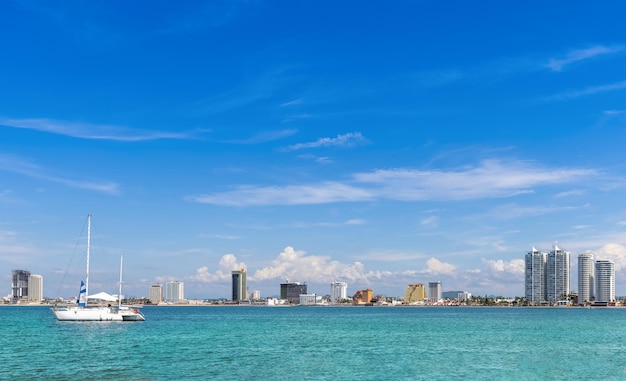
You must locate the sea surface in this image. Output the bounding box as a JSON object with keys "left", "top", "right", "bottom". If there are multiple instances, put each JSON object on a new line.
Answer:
{"left": 1, "top": 305, "right": 625, "bottom": 380}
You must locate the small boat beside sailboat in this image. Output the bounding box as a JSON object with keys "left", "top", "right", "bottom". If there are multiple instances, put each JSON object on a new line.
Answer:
{"left": 51, "top": 215, "right": 145, "bottom": 322}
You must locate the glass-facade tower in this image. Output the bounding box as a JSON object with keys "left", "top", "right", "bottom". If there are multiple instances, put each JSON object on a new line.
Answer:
{"left": 231, "top": 269, "right": 248, "bottom": 301}
{"left": 11, "top": 269, "right": 30, "bottom": 304}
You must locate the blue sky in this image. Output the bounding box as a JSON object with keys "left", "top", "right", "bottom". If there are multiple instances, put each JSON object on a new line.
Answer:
{"left": 2, "top": 1, "right": 626, "bottom": 299}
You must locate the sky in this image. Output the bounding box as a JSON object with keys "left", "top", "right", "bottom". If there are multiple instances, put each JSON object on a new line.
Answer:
{"left": 2, "top": 1, "right": 626, "bottom": 299}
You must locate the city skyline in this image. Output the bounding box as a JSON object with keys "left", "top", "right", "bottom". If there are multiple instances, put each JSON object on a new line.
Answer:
{"left": 2, "top": 2, "right": 626, "bottom": 299}
{"left": 3, "top": 257, "right": 621, "bottom": 302}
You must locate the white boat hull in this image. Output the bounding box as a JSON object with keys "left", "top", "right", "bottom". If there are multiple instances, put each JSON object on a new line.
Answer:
{"left": 52, "top": 306, "right": 145, "bottom": 322}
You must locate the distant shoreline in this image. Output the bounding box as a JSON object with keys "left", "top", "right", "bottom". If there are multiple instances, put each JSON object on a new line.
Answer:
{"left": 2, "top": 303, "right": 622, "bottom": 308}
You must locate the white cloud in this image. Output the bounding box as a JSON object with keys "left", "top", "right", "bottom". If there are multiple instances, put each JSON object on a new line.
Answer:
{"left": 252, "top": 246, "right": 369, "bottom": 283}
{"left": 225, "top": 129, "right": 297, "bottom": 144}
{"left": 358, "top": 250, "right": 426, "bottom": 262}
{"left": 0, "top": 154, "right": 119, "bottom": 194}
{"left": 354, "top": 160, "right": 595, "bottom": 201}
{"left": 420, "top": 216, "right": 438, "bottom": 227}
{"left": 0, "top": 117, "right": 208, "bottom": 141}
{"left": 186, "top": 182, "right": 374, "bottom": 206}
{"left": 202, "top": 234, "right": 242, "bottom": 240}
{"left": 555, "top": 190, "right": 586, "bottom": 198}
{"left": 0, "top": 230, "right": 38, "bottom": 265}
{"left": 283, "top": 132, "right": 366, "bottom": 151}
{"left": 296, "top": 154, "right": 334, "bottom": 164}
{"left": 545, "top": 80, "right": 626, "bottom": 101}
{"left": 488, "top": 203, "right": 590, "bottom": 220}
{"left": 281, "top": 114, "right": 312, "bottom": 123}
{"left": 189, "top": 253, "right": 246, "bottom": 283}
{"left": 425, "top": 257, "right": 456, "bottom": 275}
{"left": 188, "top": 159, "right": 596, "bottom": 206}
{"left": 481, "top": 258, "right": 525, "bottom": 279}
{"left": 545, "top": 45, "right": 623, "bottom": 72}
{"left": 345, "top": 219, "right": 366, "bottom": 225}
{"left": 280, "top": 98, "right": 304, "bottom": 107}
{"left": 596, "top": 243, "right": 626, "bottom": 271}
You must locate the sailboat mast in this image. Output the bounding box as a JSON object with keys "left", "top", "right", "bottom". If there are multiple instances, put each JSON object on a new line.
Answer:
{"left": 119, "top": 254, "right": 123, "bottom": 308}
{"left": 85, "top": 214, "right": 91, "bottom": 303}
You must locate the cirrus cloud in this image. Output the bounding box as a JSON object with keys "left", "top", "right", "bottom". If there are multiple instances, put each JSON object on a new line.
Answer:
{"left": 187, "top": 159, "right": 597, "bottom": 206}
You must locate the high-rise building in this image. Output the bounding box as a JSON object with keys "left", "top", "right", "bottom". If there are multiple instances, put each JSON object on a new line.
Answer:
{"left": 525, "top": 247, "right": 547, "bottom": 303}
{"left": 578, "top": 252, "right": 595, "bottom": 305}
{"left": 428, "top": 281, "right": 442, "bottom": 302}
{"left": 595, "top": 260, "right": 615, "bottom": 304}
{"left": 149, "top": 284, "right": 163, "bottom": 304}
{"left": 11, "top": 269, "right": 30, "bottom": 304}
{"left": 280, "top": 280, "right": 307, "bottom": 304}
{"left": 231, "top": 269, "right": 248, "bottom": 301}
{"left": 330, "top": 281, "right": 348, "bottom": 303}
{"left": 547, "top": 244, "right": 570, "bottom": 301}
{"left": 27, "top": 274, "right": 43, "bottom": 303}
{"left": 403, "top": 283, "right": 427, "bottom": 303}
{"left": 165, "top": 281, "right": 184, "bottom": 303}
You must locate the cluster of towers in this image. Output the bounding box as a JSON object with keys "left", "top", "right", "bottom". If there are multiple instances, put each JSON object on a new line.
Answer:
{"left": 578, "top": 252, "right": 615, "bottom": 305}
{"left": 525, "top": 244, "right": 615, "bottom": 305}
{"left": 10, "top": 270, "right": 43, "bottom": 304}
{"left": 149, "top": 281, "right": 184, "bottom": 304}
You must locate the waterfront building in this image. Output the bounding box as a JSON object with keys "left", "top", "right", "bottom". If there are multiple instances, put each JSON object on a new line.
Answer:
{"left": 250, "top": 290, "right": 261, "bottom": 300}
{"left": 457, "top": 291, "right": 472, "bottom": 302}
{"left": 330, "top": 281, "right": 348, "bottom": 303}
{"left": 403, "top": 283, "right": 427, "bottom": 303}
{"left": 231, "top": 269, "right": 248, "bottom": 301}
{"left": 149, "top": 284, "right": 163, "bottom": 304}
{"left": 11, "top": 269, "right": 30, "bottom": 304}
{"left": 299, "top": 294, "right": 317, "bottom": 305}
{"left": 165, "top": 281, "right": 184, "bottom": 303}
{"left": 595, "top": 260, "right": 615, "bottom": 304}
{"left": 280, "top": 280, "right": 307, "bottom": 304}
{"left": 428, "top": 281, "right": 442, "bottom": 303}
{"left": 442, "top": 290, "right": 464, "bottom": 299}
{"left": 547, "top": 244, "right": 570, "bottom": 301}
{"left": 578, "top": 252, "right": 595, "bottom": 305}
{"left": 525, "top": 247, "right": 547, "bottom": 303}
{"left": 352, "top": 288, "right": 373, "bottom": 305}
{"left": 27, "top": 274, "right": 43, "bottom": 303}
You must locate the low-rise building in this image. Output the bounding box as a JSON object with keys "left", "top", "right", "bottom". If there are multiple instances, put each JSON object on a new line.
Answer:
{"left": 352, "top": 288, "right": 373, "bottom": 305}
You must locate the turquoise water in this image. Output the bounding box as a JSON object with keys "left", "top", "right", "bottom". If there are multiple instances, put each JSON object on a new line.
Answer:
{"left": 2, "top": 306, "right": 625, "bottom": 380}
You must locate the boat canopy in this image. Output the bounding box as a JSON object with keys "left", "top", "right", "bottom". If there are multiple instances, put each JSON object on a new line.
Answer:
{"left": 88, "top": 292, "right": 117, "bottom": 302}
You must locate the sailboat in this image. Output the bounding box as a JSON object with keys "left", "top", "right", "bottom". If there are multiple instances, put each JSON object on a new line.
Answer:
{"left": 51, "top": 215, "right": 145, "bottom": 322}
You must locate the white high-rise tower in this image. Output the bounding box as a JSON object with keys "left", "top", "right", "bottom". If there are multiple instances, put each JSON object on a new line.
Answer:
{"left": 595, "top": 260, "right": 615, "bottom": 304}
{"left": 525, "top": 247, "right": 547, "bottom": 303}
{"left": 165, "top": 281, "right": 184, "bottom": 303}
{"left": 330, "top": 281, "right": 348, "bottom": 303}
{"left": 578, "top": 252, "right": 595, "bottom": 305}
{"left": 547, "top": 244, "right": 570, "bottom": 302}
{"left": 27, "top": 274, "right": 43, "bottom": 303}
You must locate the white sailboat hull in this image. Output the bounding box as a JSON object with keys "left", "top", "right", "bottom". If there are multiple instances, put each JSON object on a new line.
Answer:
{"left": 52, "top": 306, "right": 145, "bottom": 322}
